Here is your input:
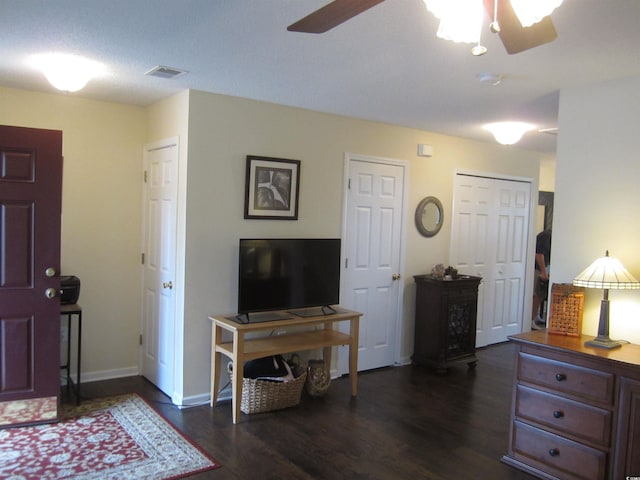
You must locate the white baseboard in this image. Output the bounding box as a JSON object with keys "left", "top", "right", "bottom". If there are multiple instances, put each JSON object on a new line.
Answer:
{"left": 67, "top": 366, "right": 140, "bottom": 385}
{"left": 398, "top": 355, "right": 412, "bottom": 366}
{"left": 170, "top": 385, "right": 231, "bottom": 409}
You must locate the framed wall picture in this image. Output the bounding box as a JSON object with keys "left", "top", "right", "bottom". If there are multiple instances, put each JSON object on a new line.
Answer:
{"left": 244, "top": 155, "right": 300, "bottom": 220}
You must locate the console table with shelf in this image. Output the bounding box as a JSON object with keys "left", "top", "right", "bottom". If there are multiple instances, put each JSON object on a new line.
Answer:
{"left": 209, "top": 307, "right": 362, "bottom": 424}
{"left": 60, "top": 303, "right": 82, "bottom": 405}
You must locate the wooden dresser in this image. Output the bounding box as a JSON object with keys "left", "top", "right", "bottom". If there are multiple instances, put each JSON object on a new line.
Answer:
{"left": 503, "top": 331, "right": 640, "bottom": 480}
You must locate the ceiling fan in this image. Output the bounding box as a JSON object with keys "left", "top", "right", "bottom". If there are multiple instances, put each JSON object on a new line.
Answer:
{"left": 287, "top": 0, "right": 558, "bottom": 54}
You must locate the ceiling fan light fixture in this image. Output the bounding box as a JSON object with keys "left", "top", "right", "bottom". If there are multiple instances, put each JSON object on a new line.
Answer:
{"left": 483, "top": 122, "right": 535, "bottom": 145}
{"left": 471, "top": 44, "right": 487, "bottom": 56}
{"left": 510, "top": 0, "right": 563, "bottom": 28}
{"left": 424, "top": 0, "right": 484, "bottom": 44}
{"left": 29, "top": 53, "right": 104, "bottom": 92}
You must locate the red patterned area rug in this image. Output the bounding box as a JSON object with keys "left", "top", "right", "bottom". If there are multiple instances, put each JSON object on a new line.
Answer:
{"left": 0, "top": 394, "right": 220, "bottom": 479}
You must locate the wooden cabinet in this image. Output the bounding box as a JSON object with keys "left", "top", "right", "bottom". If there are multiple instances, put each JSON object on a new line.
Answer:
{"left": 412, "top": 275, "right": 481, "bottom": 373}
{"left": 503, "top": 331, "right": 640, "bottom": 480}
{"left": 615, "top": 377, "right": 640, "bottom": 476}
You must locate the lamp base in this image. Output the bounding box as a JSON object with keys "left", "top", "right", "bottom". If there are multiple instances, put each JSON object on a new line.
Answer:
{"left": 584, "top": 336, "right": 622, "bottom": 350}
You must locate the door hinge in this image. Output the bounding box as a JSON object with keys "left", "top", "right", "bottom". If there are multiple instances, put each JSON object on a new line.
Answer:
{"left": 345, "top": 258, "right": 348, "bottom": 268}
{"left": 348, "top": 178, "right": 351, "bottom": 189}
{"left": 141, "top": 253, "right": 145, "bottom": 265}
{"left": 143, "top": 170, "right": 148, "bottom": 183}
{"left": 139, "top": 334, "right": 143, "bottom": 346}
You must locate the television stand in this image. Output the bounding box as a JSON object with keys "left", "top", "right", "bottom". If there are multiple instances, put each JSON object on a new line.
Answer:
{"left": 227, "top": 311, "right": 293, "bottom": 324}
{"left": 209, "top": 307, "right": 362, "bottom": 424}
{"left": 289, "top": 305, "right": 346, "bottom": 318}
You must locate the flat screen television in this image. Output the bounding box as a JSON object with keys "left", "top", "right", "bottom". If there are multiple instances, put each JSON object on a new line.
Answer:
{"left": 238, "top": 238, "right": 341, "bottom": 318}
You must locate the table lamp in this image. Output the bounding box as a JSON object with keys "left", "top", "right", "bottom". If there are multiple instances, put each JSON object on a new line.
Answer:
{"left": 573, "top": 250, "right": 640, "bottom": 349}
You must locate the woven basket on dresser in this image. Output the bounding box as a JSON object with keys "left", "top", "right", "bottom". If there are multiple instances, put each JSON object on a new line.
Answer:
{"left": 548, "top": 283, "right": 585, "bottom": 336}
{"left": 240, "top": 372, "right": 307, "bottom": 414}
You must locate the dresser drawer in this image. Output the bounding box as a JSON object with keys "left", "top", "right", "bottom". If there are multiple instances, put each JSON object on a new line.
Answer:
{"left": 516, "top": 385, "right": 612, "bottom": 446}
{"left": 518, "top": 352, "right": 614, "bottom": 404}
{"left": 512, "top": 420, "right": 607, "bottom": 480}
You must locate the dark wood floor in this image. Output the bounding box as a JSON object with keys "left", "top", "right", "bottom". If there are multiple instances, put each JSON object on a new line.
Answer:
{"left": 70, "top": 342, "right": 536, "bottom": 480}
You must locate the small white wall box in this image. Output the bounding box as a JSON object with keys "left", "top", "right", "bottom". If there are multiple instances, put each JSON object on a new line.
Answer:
{"left": 418, "top": 144, "right": 433, "bottom": 157}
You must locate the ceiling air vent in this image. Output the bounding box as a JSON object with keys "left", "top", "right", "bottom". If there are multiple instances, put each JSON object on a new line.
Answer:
{"left": 145, "top": 65, "right": 188, "bottom": 79}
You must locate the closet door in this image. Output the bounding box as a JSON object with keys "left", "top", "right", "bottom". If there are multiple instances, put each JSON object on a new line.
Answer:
{"left": 450, "top": 173, "right": 531, "bottom": 346}
{"left": 340, "top": 154, "right": 407, "bottom": 372}
{"left": 141, "top": 138, "right": 179, "bottom": 398}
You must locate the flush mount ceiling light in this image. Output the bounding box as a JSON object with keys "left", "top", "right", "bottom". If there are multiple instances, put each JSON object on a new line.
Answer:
{"left": 29, "top": 53, "right": 105, "bottom": 92}
{"left": 483, "top": 122, "right": 535, "bottom": 145}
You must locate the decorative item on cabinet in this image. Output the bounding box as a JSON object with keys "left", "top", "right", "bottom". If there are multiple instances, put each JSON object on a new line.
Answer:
{"left": 547, "top": 283, "right": 584, "bottom": 336}
{"left": 412, "top": 274, "right": 482, "bottom": 374}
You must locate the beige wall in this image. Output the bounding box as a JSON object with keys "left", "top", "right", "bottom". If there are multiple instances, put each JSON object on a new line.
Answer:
{"left": 552, "top": 75, "right": 640, "bottom": 344}
{"left": 181, "top": 90, "right": 543, "bottom": 399}
{"left": 0, "top": 86, "right": 146, "bottom": 380}
{"left": 0, "top": 85, "right": 548, "bottom": 401}
{"left": 539, "top": 156, "right": 556, "bottom": 192}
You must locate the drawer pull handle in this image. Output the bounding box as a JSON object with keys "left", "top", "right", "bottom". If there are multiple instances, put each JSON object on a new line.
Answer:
{"left": 555, "top": 373, "right": 567, "bottom": 381}
{"left": 553, "top": 410, "right": 564, "bottom": 418}
{"left": 548, "top": 448, "right": 560, "bottom": 457}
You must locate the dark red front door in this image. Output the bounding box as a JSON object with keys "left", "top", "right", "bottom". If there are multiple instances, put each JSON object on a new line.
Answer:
{"left": 0, "top": 125, "right": 62, "bottom": 426}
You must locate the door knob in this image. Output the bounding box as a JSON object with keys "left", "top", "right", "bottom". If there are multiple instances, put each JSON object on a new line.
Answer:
{"left": 45, "top": 267, "right": 56, "bottom": 277}
{"left": 45, "top": 288, "right": 57, "bottom": 299}
{"left": 162, "top": 281, "right": 173, "bottom": 289}
{"left": 392, "top": 273, "right": 401, "bottom": 281}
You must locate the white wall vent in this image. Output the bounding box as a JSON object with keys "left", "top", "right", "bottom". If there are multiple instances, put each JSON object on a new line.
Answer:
{"left": 145, "top": 65, "right": 188, "bottom": 79}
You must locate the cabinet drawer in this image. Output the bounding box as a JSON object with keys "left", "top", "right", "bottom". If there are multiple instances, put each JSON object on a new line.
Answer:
{"left": 444, "top": 286, "right": 477, "bottom": 298}
{"left": 516, "top": 385, "right": 612, "bottom": 446}
{"left": 518, "top": 352, "right": 614, "bottom": 404}
{"left": 512, "top": 420, "right": 607, "bottom": 480}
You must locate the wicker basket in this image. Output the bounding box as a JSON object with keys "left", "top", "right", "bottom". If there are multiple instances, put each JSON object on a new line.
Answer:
{"left": 240, "top": 372, "right": 306, "bottom": 414}
{"left": 548, "top": 283, "right": 585, "bottom": 336}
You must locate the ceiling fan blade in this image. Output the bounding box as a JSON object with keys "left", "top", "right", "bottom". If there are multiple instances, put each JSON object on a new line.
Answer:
{"left": 287, "top": 0, "right": 385, "bottom": 34}
{"left": 483, "top": 0, "right": 557, "bottom": 54}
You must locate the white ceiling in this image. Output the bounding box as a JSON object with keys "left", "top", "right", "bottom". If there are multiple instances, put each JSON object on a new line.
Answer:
{"left": 2, "top": 0, "right": 640, "bottom": 154}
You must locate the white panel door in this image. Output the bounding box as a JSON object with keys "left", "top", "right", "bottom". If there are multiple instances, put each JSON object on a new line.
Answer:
{"left": 491, "top": 183, "right": 530, "bottom": 344}
{"left": 141, "top": 139, "right": 178, "bottom": 396}
{"left": 341, "top": 156, "right": 406, "bottom": 372}
{"left": 451, "top": 176, "right": 490, "bottom": 345}
{"left": 451, "top": 174, "right": 531, "bottom": 347}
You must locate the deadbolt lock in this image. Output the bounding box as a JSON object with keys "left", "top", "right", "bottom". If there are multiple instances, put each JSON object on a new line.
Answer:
{"left": 45, "top": 267, "right": 56, "bottom": 277}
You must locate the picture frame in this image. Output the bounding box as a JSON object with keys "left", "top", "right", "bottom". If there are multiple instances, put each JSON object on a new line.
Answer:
{"left": 244, "top": 155, "right": 300, "bottom": 220}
